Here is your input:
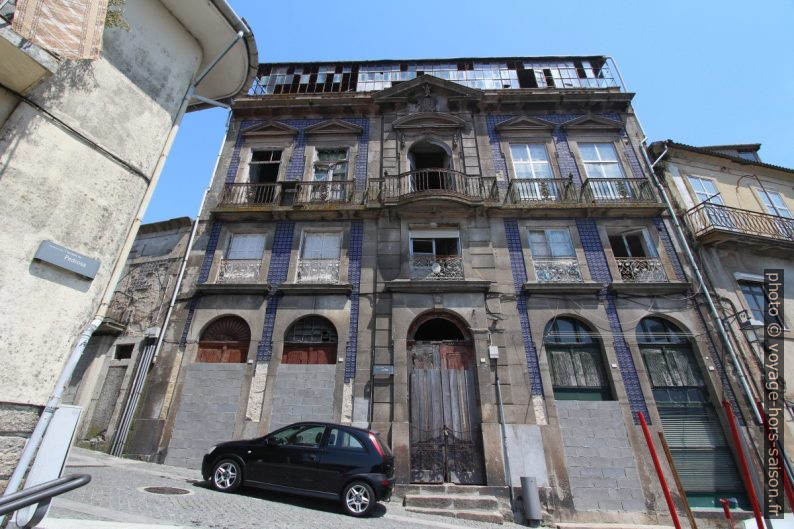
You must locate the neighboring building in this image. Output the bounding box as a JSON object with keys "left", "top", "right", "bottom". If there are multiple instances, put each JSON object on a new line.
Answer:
{"left": 649, "top": 140, "right": 794, "bottom": 469}
{"left": 121, "top": 57, "right": 759, "bottom": 525}
{"left": 63, "top": 217, "right": 192, "bottom": 454}
{"left": 0, "top": 1, "right": 257, "bottom": 489}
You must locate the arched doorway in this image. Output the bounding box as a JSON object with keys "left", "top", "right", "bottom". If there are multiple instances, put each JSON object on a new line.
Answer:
{"left": 408, "top": 141, "right": 452, "bottom": 192}
{"left": 282, "top": 316, "right": 337, "bottom": 364}
{"left": 408, "top": 311, "right": 485, "bottom": 484}
{"left": 197, "top": 316, "right": 251, "bottom": 363}
{"left": 636, "top": 317, "right": 746, "bottom": 508}
{"left": 544, "top": 317, "right": 612, "bottom": 400}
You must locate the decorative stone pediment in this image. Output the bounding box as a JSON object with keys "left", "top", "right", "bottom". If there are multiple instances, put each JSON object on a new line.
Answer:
{"left": 495, "top": 115, "right": 555, "bottom": 133}
{"left": 561, "top": 114, "right": 624, "bottom": 133}
{"left": 242, "top": 120, "right": 298, "bottom": 138}
{"left": 373, "top": 74, "right": 483, "bottom": 104}
{"left": 304, "top": 119, "right": 363, "bottom": 136}
{"left": 392, "top": 112, "right": 466, "bottom": 131}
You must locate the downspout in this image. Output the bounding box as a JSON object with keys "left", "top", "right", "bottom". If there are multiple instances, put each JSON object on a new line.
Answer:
{"left": 111, "top": 108, "right": 233, "bottom": 456}
{"left": 1, "top": 65, "right": 194, "bottom": 511}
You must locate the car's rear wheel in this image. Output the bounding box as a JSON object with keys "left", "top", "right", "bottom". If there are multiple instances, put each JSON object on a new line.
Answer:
{"left": 211, "top": 458, "right": 242, "bottom": 492}
{"left": 342, "top": 480, "right": 375, "bottom": 517}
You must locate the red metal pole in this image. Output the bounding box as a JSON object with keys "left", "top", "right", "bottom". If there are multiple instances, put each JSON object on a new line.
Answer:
{"left": 720, "top": 498, "right": 736, "bottom": 529}
{"left": 637, "top": 411, "right": 682, "bottom": 529}
{"left": 756, "top": 399, "right": 794, "bottom": 510}
{"left": 723, "top": 400, "right": 765, "bottom": 529}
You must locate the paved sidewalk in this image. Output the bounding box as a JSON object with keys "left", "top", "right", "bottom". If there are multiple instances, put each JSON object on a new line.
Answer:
{"left": 34, "top": 448, "right": 520, "bottom": 529}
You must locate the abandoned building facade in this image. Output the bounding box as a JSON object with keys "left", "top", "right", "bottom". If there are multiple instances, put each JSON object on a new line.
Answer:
{"left": 67, "top": 56, "right": 788, "bottom": 524}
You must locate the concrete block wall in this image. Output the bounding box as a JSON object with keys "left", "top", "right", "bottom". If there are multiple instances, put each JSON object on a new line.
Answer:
{"left": 557, "top": 400, "right": 645, "bottom": 512}
{"left": 164, "top": 363, "right": 247, "bottom": 469}
{"left": 268, "top": 364, "right": 336, "bottom": 432}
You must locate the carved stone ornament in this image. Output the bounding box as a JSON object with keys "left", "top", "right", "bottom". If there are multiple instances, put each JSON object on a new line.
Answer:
{"left": 418, "top": 83, "right": 436, "bottom": 112}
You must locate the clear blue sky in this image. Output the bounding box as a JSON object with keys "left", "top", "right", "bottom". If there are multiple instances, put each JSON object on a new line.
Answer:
{"left": 143, "top": 0, "right": 794, "bottom": 223}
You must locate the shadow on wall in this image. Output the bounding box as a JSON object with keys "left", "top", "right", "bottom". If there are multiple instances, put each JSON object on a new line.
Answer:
{"left": 28, "top": 261, "right": 92, "bottom": 293}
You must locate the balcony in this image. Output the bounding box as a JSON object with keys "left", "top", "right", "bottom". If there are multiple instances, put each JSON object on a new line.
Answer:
{"left": 410, "top": 255, "right": 464, "bottom": 280}
{"left": 370, "top": 169, "right": 497, "bottom": 205}
{"left": 533, "top": 258, "right": 583, "bottom": 283}
{"left": 217, "top": 181, "right": 356, "bottom": 210}
{"left": 505, "top": 178, "right": 579, "bottom": 205}
{"left": 296, "top": 258, "right": 340, "bottom": 283}
{"left": 580, "top": 178, "right": 656, "bottom": 205}
{"left": 686, "top": 202, "right": 794, "bottom": 248}
{"left": 615, "top": 257, "right": 667, "bottom": 283}
{"left": 217, "top": 259, "right": 261, "bottom": 283}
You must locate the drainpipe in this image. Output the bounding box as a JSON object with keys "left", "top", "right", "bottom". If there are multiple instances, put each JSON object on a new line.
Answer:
{"left": 110, "top": 108, "right": 233, "bottom": 456}
{"left": 493, "top": 359, "right": 514, "bottom": 508}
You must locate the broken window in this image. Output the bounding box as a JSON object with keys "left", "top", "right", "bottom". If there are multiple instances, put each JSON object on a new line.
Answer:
{"left": 544, "top": 318, "right": 611, "bottom": 400}
{"left": 114, "top": 344, "right": 133, "bottom": 360}
{"left": 249, "top": 150, "right": 281, "bottom": 184}
{"left": 528, "top": 229, "right": 582, "bottom": 282}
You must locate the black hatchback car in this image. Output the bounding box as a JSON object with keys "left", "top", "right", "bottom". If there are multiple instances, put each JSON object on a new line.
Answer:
{"left": 201, "top": 422, "right": 395, "bottom": 517}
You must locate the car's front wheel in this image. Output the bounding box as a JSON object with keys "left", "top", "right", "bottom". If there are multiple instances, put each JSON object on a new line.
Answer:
{"left": 342, "top": 480, "right": 375, "bottom": 517}
{"left": 211, "top": 458, "right": 242, "bottom": 492}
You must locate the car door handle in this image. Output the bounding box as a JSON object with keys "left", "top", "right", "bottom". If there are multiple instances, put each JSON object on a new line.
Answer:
{"left": 307, "top": 454, "right": 318, "bottom": 462}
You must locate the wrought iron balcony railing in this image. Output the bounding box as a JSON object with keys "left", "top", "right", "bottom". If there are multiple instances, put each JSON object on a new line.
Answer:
{"left": 615, "top": 257, "right": 667, "bottom": 283}
{"left": 294, "top": 180, "right": 354, "bottom": 205}
{"left": 686, "top": 202, "right": 794, "bottom": 243}
{"left": 533, "top": 258, "right": 583, "bottom": 283}
{"left": 506, "top": 178, "right": 579, "bottom": 204}
{"left": 218, "top": 181, "right": 356, "bottom": 208}
{"left": 581, "top": 178, "right": 656, "bottom": 204}
{"left": 217, "top": 259, "right": 262, "bottom": 283}
{"left": 297, "top": 259, "right": 340, "bottom": 283}
{"left": 410, "top": 255, "right": 464, "bottom": 280}
{"left": 372, "top": 169, "right": 497, "bottom": 203}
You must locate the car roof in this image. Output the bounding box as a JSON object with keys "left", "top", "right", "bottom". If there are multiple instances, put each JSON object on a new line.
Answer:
{"left": 283, "top": 421, "right": 373, "bottom": 435}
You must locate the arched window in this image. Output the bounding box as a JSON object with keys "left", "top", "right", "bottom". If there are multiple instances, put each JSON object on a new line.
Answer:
{"left": 282, "top": 316, "right": 337, "bottom": 364}
{"left": 543, "top": 318, "right": 611, "bottom": 400}
{"left": 197, "top": 316, "right": 250, "bottom": 363}
{"left": 636, "top": 317, "right": 745, "bottom": 508}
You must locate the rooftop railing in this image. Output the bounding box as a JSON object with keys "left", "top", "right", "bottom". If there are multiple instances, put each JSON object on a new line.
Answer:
{"left": 686, "top": 202, "right": 794, "bottom": 243}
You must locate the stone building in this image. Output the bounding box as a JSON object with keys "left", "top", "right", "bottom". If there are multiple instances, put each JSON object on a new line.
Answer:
{"left": 649, "top": 140, "right": 794, "bottom": 483}
{"left": 0, "top": 0, "right": 256, "bottom": 490}
{"left": 63, "top": 217, "right": 193, "bottom": 454}
{"left": 129, "top": 57, "right": 762, "bottom": 525}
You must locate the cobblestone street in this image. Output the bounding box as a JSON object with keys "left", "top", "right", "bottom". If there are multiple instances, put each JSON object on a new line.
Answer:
{"left": 36, "top": 448, "right": 519, "bottom": 529}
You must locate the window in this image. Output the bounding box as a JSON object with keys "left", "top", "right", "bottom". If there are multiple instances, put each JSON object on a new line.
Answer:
{"left": 225, "top": 233, "right": 266, "bottom": 260}
{"left": 327, "top": 428, "right": 366, "bottom": 451}
{"left": 579, "top": 142, "right": 624, "bottom": 179}
{"left": 544, "top": 318, "right": 611, "bottom": 400}
{"left": 269, "top": 424, "right": 326, "bottom": 447}
{"left": 510, "top": 144, "right": 552, "bottom": 179}
{"left": 688, "top": 176, "right": 723, "bottom": 205}
{"left": 757, "top": 189, "right": 793, "bottom": 218}
{"left": 249, "top": 150, "right": 281, "bottom": 184}
{"left": 409, "top": 230, "right": 462, "bottom": 280}
{"left": 114, "top": 344, "right": 133, "bottom": 360}
{"left": 313, "top": 149, "right": 348, "bottom": 182}
{"left": 528, "top": 229, "right": 582, "bottom": 282}
{"left": 609, "top": 230, "right": 666, "bottom": 283}
{"left": 739, "top": 281, "right": 783, "bottom": 326}
{"left": 297, "top": 232, "right": 341, "bottom": 283}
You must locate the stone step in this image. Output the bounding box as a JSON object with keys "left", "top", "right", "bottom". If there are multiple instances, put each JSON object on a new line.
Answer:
{"left": 404, "top": 493, "right": 500, "bottom": 511}
{"left": 555, "top": 522, "right": 675, "bottom": 529}
{"left": 404, "top": 506, "right": 504, "bottom": 524}
{"left": 394, "top": 483, "right": 510, "bottom": 499}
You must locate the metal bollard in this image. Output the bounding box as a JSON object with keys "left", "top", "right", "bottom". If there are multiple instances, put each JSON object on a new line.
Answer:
{"left": 520, "top": 476, "right": 541, "bottom": 527}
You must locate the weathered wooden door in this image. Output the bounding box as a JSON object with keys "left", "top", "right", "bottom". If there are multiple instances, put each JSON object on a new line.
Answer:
{"left": 281, "top": 344, "right": 336, "bottom": 364}
{"left": 196, "top": 341, "right": 248, "bottom": 363}
{"left": 409, "top": 343, "right": 485, "bottom": 484}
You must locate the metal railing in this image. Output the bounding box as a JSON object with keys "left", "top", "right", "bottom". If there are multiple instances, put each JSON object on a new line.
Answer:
{"left": 410, "top": 255, "right": 464, "bottom": 280}
{"left": 506, "top": 178, "right": 579, "bottom": 204}
{"left": 295, "top": 180, "right": 354, "bottom": 204}
{"left": 615, "top": 257, "right": 667, "bottom": 283}
{"left": 533, "top": 258, "right": 583, "bottom": 283}
{"left": 217, "top": 259, "right": 261, "bottom": 283}
{"left": 581, "top": 178, "right": 656, "bottom": 204}
{"left": 686, "top": 202, "right": 794, "bottom": 242}
{"left": 296, "top": 259, "right": 340, "bottom": 283}
{"left": 0, "top": 474, "right": 91, "bottom": 517}
{"left": 219, "top": 183, "right": 280, "bottom": 206}
{"left": 374, "top": 169, "right": 496, "bottom": 203}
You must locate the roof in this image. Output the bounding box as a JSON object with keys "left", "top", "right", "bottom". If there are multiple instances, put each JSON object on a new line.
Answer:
{"left": 698, "top": 143, "right": 761, "bottom": 152}
{"left": 649, "top": 140, "right": 794, "bottom": 176}
{"left": 162, "top": 0, "right": 258, "bottom": 110}
{"left": 258, "top": 55, "right": 611, "bottom": 67}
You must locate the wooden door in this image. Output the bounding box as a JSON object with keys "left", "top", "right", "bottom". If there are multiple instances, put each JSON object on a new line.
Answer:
{"left": 282, "top": 344, "right": 336, "bottom": 364}
{"left": 196, "top": 341, "right": 247, "bottom": 363}
{"left": 409, "top": 343, "right": 485, "bottom": 484}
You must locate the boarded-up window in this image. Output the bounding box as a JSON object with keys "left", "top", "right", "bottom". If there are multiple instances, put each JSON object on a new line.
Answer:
{"left": 282, "top": 316, "right": 337, "bottom": 365}
{"left": 544, "top": 318, "right": 610, "bottom": 400}
{"left": 197, "top": 316, "right": 251, "bottom": 363}
{"left": 226, "top": 233, "right": 266, "bottom": 260}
